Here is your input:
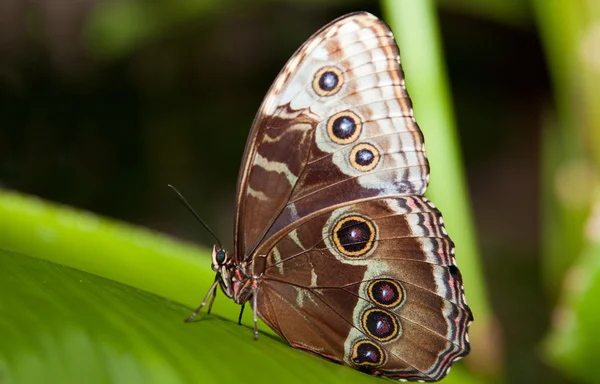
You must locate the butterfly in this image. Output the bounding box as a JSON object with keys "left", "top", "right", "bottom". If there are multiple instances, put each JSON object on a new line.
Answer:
{"left": 186, "top": 11, "right": 472, "bottom": 382}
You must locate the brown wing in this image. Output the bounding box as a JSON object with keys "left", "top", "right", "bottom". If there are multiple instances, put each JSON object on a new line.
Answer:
{"left": 255, "top": 197, "right": 472, "bottom": 381}
{"left": 234, "top": 12, "right": 428, "bottom": 260}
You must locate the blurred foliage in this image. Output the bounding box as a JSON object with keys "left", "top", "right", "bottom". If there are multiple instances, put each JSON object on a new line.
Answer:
{"left": 1, "top": 0, "right": 600, "bottom": 383}
{"left": 437, "top": 0, "right": 530, "bottom": 26}
{"left": 533, "top": 0, "right": 600, "bottom": 382}
{"left": 545, "top": 239, "right": 600, "bottom": 384}
{"left": 87, "top": 0, "right": 222, "bottom": 58}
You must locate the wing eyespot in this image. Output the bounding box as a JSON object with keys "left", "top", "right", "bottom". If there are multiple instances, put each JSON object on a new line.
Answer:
{"left": 326, "top": 110, "right": 362, "bottom": 145}
{"left": 351, "top": 339, "right": 385, "bottom": 367}
{"left": 332, "top": 215, "right": 377, "bottom": 258}
{"left": 361, "top": 308, "right": 401, "bottom": 342}
{"left": 313, "top": 66, "right": 344, "bottom": 96}
{"left": 349, "top": 143, "right": 380, "bottom": 172}
{"left": 367, "top": 279, "right": 405, "bottom": 309}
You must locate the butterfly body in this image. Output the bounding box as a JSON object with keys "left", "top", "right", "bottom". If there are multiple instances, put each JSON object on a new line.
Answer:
{"left": 190, "top": 12, "right": 472, "bottom": 382}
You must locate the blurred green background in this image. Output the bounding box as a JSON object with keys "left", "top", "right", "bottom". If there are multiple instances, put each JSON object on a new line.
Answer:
{"left": 1, "top": 0, "right": 599, "bottom": 383}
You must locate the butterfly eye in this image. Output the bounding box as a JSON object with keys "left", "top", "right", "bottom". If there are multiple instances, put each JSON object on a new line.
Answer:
{"left": 326, "top": 111, "right": 362, "bottom": 145}
{"left": 313, "top": 66, "right": 344, "bottom": 96}
{"left": 216, "top": 249, "right": 226, "bottom": 264}
{"left": 349, "top": 143, "right": 380, "bottom": 172}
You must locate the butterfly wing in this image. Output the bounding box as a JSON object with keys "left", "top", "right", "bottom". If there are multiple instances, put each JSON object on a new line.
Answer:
{"left": 234, "top": 12, "right": 428, "bottom": 259}
{"left": 234, "top": 11, "right": 472, "bottom": 381}
{"left": 255, "top": 197, "right": 472, "bottom": 381}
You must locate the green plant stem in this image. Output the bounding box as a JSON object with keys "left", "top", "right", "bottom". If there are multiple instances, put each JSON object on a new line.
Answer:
{"left": 382, "top": 0, "right": 491, "bottom": 324}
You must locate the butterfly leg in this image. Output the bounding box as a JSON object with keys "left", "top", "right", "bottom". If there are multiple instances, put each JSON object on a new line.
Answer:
{"left": 238, "top": 304, "right": 245, "bottom": 325}
{"left": 207, "top": 284, "right": 218, "bottom": 315}
{"left": 252, "top": 288, "right": 259, "bottom": 340}
{"left": 184, "top": 277, "right": 219, "bottom": 322}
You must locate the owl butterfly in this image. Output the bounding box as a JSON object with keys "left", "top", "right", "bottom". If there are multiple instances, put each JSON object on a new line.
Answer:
{"left": 187, "top": 11, "right": 472, "bottom": 382}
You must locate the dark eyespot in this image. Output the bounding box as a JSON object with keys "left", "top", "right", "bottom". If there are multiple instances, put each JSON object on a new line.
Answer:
{"left": 337, "top": 220, "right": 371, "bottom": 253}
{"left": 351, "top": 340, "right": 384, "bottom": 366}
{"left": 332, "top": 116, "right": 356, "bottom": 140}
{"left": 362, "top": 309, "right": 399, "bottom": 342}
{"left": 313, "top": 67, "right": 343, "bottom": 96}
{"left": 326, "top": 111, "right": 362, "bottom": 145}
{"left": 332, "top": 215, "right": 376, "bottom": 258}
{"left": 349, "top": 143, "right": 380, "bottom": 172}
{"left": 367, "top": 279, "right": 404, "bottom": 308}
{"left": 355, "top": 148, "right": 374, "bottom": 166}
{"left": 319, "top": 71, "right": 338, "bottom": 91}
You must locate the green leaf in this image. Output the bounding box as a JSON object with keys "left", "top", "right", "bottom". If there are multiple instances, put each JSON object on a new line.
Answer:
{"left": 0, "top": 191, "right": 380, "bottom": 383}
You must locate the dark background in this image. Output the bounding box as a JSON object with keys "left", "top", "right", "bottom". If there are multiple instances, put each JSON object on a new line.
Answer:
{"left": 0, "top": 1, "right": 567, "bottom": 382}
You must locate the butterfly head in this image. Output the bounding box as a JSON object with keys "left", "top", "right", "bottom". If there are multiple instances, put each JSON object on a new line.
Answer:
{"left": 210, "top": 244, "right": 236, "bottom": 298}
{"left": 210, "top": 244, "right": 253, "bottom": 304}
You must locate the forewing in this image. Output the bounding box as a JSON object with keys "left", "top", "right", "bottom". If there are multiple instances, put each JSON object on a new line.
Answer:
{"left": 234, "top": 12, "right": 428, "bottom": 259}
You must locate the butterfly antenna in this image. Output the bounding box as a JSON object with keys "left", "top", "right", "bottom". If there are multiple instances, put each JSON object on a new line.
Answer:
{"left": 167, "top": 184, "right": 223, "bottom": 248}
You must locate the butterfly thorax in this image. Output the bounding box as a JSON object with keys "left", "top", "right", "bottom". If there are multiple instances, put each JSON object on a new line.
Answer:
{"left": 211, "top": 245, "right": 255, "bottom": 305}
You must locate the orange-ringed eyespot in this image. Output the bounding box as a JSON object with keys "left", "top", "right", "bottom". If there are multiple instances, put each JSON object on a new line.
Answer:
{"left": 362, "top": 308, "right": 399, "bottom": 342}
{"left": 351, "top": 340, "right": 384, "bottom": 366}
{"left": 367, "top": 279, "right": 404, "bottom": 308}
{"left": 349, "top": 143, "right": 380, "bottom": 172}
{"left": 332, "top": 215, "right": 376, "bottom": 257}
{"left": 326, "top": 111, "right": 362, "bottom": 145}
{"left": 313, "top": 67, "right": 343, "bottom": 96}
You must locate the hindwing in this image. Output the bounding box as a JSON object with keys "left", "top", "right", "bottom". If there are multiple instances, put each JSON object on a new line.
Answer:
{"left": 256, "top": 197, "right": 472, "bottom": 381}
